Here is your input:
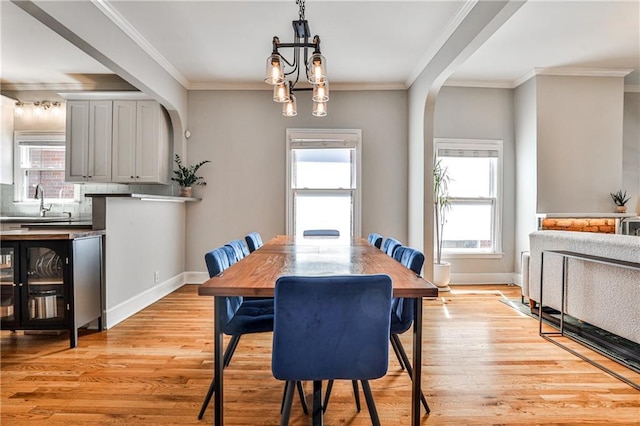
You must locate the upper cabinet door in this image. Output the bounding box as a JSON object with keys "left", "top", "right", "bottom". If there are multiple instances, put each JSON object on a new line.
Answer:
{"left": 112, "top": 101, "right": 137, "bottom": 183}
{"left": 65, "top": 101, "right": 90, "bottom": 182}
{"left": 135, "top": 101, "right": 160, "bottom": 182}
{"left": 87, "top": 100, "right": 112, "bottom": 182}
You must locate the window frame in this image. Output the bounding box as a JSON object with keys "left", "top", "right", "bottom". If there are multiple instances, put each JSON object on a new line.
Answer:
{"left": 286, "top": 129, "right": 362, "bottom": 238}
{"left": 13, "top": 131, "right": 75, "bottom": 203}
{"left": 434, "top": 138, "right": 503, "bottom": 258}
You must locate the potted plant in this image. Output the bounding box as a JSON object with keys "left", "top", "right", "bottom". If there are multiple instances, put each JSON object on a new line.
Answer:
{"left": 610, "top": 190, "right": 630, "bottom": 213}
{"left": 171, "top": 154, "right": 211, "bottom": 197}
{"left": 433, "top": 159, "right": 452, "bottom": 291}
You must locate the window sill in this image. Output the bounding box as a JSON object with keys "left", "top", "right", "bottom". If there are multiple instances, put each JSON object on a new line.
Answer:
{"left": 442, "top": 252, "right": 504, "bottom": 259}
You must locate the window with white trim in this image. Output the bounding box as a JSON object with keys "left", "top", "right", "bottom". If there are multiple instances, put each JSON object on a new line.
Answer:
{"left": 435, "top": 139, "right": 503, "bottom": 256}
{"left": 13, "top": 131, "right": 75, "bottom": 203}
{"left": 286, "top": 129, "right": 361, "bottom": 238}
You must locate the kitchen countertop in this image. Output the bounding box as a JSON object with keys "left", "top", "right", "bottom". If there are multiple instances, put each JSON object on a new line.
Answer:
{"left": 0, "top": 229, "right": 105, "bottom": 241}
{"left": 85, "top": 193, "right": 200, "bottom": 202}
{"left": 22, "top": 221, "right": 94, "bottom": 230}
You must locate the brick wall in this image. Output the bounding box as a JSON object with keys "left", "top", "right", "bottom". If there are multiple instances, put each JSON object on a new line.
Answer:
{"left": 540, "top": 218, "right": 616, "bottom": 233}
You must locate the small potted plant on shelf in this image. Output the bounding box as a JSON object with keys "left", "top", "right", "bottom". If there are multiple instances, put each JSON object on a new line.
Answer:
{"left": 171, "top": 154, "right": 211, "bottom": 197}
{"left": 433, "top": 159, "right": 452, "bottom": 291}
{"left": 610, "top": 190, "right": 631, "bottom": 213}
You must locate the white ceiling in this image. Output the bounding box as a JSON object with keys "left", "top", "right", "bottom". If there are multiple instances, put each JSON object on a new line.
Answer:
{"left": 1, "top": 0, "right": 639, "bottom": 92}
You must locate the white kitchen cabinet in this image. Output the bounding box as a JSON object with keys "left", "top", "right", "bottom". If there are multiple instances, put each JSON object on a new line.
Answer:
{"left": 112, "top": 101, "right": 170, "bottom": 184}
{"left": 65, "top": 100, "right": 112, "bottom": 182}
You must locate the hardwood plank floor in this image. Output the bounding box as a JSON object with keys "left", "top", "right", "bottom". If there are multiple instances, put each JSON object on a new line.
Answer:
{"left": 2, "top": 284, "right": 639, "bottom": 425}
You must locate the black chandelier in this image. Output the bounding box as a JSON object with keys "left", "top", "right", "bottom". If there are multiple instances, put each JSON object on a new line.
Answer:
{"left": 264, "top": 0, "right": 328, "bottom": 117}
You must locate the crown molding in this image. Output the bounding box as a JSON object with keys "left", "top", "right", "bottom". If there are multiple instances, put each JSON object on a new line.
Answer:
{"left": 92, "top": 0, "right": 191, "bottom": 89}
{"left": 624, "top": 85, "right": 640, "bottom": 93}
{"left": 188, "top": 82, "right": 406, "bottom": 91}
{"left": 443, "top": 79, "right": 514, "bottom": 89}
{"left": 534, "top": 67, "right": 633, "bottom": 78}
{"left": 0, "top": 82, "right": 137, "bottom": 92}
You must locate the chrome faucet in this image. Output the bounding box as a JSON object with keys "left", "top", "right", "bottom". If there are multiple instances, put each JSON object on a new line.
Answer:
{"left": 34, "top": 184, "right": 52, "bottom": 217}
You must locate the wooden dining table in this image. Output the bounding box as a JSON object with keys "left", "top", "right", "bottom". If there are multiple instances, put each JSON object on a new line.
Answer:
{"left": 198, "top": 235, "right": 438, "bottom": 425}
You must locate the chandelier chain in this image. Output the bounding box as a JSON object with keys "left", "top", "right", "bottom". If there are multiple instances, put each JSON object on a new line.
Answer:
{"left": 297, "top": 0, "right": 305, "bottom": 21}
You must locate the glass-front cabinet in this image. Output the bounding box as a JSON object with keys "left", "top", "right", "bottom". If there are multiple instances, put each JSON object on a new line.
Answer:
{"left": 23, "top": 243, "right": 68, "bottom": 325}
{"left": 0, "top": 235, "right": 102, "bottom": 348}
{"left": 0, "top": 243, "right": 18, "bottom": 327}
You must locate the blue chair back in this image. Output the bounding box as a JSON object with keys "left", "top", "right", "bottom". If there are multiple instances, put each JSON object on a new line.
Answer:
{"left": 400, "top": 247, "right": 425, "bottom": 275}
{"left": 391, "top": 247, "right": 425, "bottom": 334}
{"left": 382, "top": 237, "right": 402, "bottom": 257}
{"left": 367, "top": 233, "right": 383, "bottom": 249}
{"left": 392, "top": 245, "right": 407, "bottom": 262}
{"left": 272, "top": 274, "right": 392, "bottom": 381}
{"left": 226, "top": 239, "right": 249, "bottom": 261}
{"left": 204, "top": 247, "right": 230, "bottom": 277}
{"left": 245, "top": 232, "right": 263, "bottom": 252}
{"left": 303, "top": 229, "right": 340, "bottom": 237}
{"left": 204, "top": 247, "right": 245, "bottom": 332}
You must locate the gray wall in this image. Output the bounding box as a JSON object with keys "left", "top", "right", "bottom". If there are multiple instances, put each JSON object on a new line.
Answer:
{"left": 623, "top": 92, "right": 640, "bottom": 213}
{"left": 536, "top": 75, "right": 625, "bottom": 213}
{"left": 514, "top": 78, "right": 538, "bottom": 276}
{"left": 433, "top": 86, "right": 516, "bottom": 276}
{"left": 185, "top": 90, "right": 409, "bottom": 272}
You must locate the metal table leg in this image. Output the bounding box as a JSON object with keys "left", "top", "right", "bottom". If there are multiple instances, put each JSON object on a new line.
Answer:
{"left": 412, "top": 297, "right": 423, "bottom": 425}
{"left": 214, "top": 296, "right": 224, "bottom": 425}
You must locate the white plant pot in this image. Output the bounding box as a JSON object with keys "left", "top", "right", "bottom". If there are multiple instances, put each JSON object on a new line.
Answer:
{"left": 433, "top": 261, "right": 451, "bottom": 292}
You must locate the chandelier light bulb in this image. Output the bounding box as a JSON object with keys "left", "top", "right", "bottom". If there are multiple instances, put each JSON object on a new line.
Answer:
{"left": 312, "top": 101, "right": 327, "bottom": 117}
{"left": 273, "top": 82, "right": 290, "bottom": 103}
{"left": 312, "top": 81, "right": 329, "bottom": 102}
{"left": 308, "top": 53, "right": 327, "bottom": 84}
{"left": 265, "top": 54, "right": 284, "bottom": 85}
{"left": 282, "top": 94, "right": 297, "bottom": 117}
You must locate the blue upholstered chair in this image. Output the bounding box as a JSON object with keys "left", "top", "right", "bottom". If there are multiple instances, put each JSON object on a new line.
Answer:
{"left": 302, "top": 229, "right": 340, "bottom": 237}
{"left": 272, "top": 275, "right": 393, "bottom": 426}
{"left": 245, "top": 232, "right": 263, "bottom": 252}
{"left": 390, "top": 247, "right": 430, "bottom": 413}
{"left": 199, "top": 246, "right": 306, "bottom": 420}
{"left": 367, "top": 233, "right": 383, "bottom": 249}
{"left": 382, "top": 237, "right": 402, "bottom": 257}
{"left": 226, "top": 239, "right": 249, "bottom": 261}
{"left": 325, "top": 247, "right": 431, "bottom": 415}
{"left": 392, "top": 245, "right": 408, "bottom": 262}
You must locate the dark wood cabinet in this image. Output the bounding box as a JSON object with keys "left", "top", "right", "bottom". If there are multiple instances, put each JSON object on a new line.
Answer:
{"left": 0, "top": 234, "right": 102, "bottom": 348}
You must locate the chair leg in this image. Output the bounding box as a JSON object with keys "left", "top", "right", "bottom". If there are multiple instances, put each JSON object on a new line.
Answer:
{"left": 223, "top": 335, "right": 241, "bottom": 367}
{"left": 391, "top": 333, "right": 430, "bottom": 414}
{"left": 390, "top": 335, "right": 406, "bottom": 370}
{"left": 197, "top": 335, "right": 242, "bottom": 419}
{"left": 282, "top": 381, "right": 309, "bottom": 415}
{"left": 312, "top": 380, "right": 323, "bottom": 426}
{"left": 280, "top": 380, "right": 295, "bottom": 426}
{"left": 322, "top": 380, "right": 334, "bottom": 413}
{"left": 360, "top": 380, "right": 381, "bottom": 426}
{"left": 351, "top": 380, "right": 361, "bottom": 412}
{"left": 296, "top": 381, "right": 309, "bottom": 415}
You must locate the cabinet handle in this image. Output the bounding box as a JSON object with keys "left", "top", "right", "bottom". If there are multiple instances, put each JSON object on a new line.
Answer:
{"left": 88, "top": 175, "right": 92, "bottom": 178}
{"left": 136, "top": 176, "right": 139, "bottom": 179}
{"left": 131, "top": 176, "right": 134, "bottom": 179}
{"left": 18, "top": 282, "right": 23, "bottom": 287}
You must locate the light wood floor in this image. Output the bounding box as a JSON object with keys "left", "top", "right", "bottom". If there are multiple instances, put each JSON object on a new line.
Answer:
{"left": 2, "top": 285, "right": 639, "bottom": 425}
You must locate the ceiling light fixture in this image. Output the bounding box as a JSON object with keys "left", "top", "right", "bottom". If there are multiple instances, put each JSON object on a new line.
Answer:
{"left": 264, "top": 0, "right": 328, "bottom": 117}
{"left": 14, "top": 102, "right": 25, "bottom": 117}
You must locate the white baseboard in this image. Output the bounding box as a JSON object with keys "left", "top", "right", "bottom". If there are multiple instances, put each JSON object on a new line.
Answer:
{"left": 450, "top": 272, "right": 519, "bottom": 285}
{"left": 184, "top": 271, "right": 209, "bottom": 284}
{"left": 105, "top": 273, "right": 185, "bottom": 329}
